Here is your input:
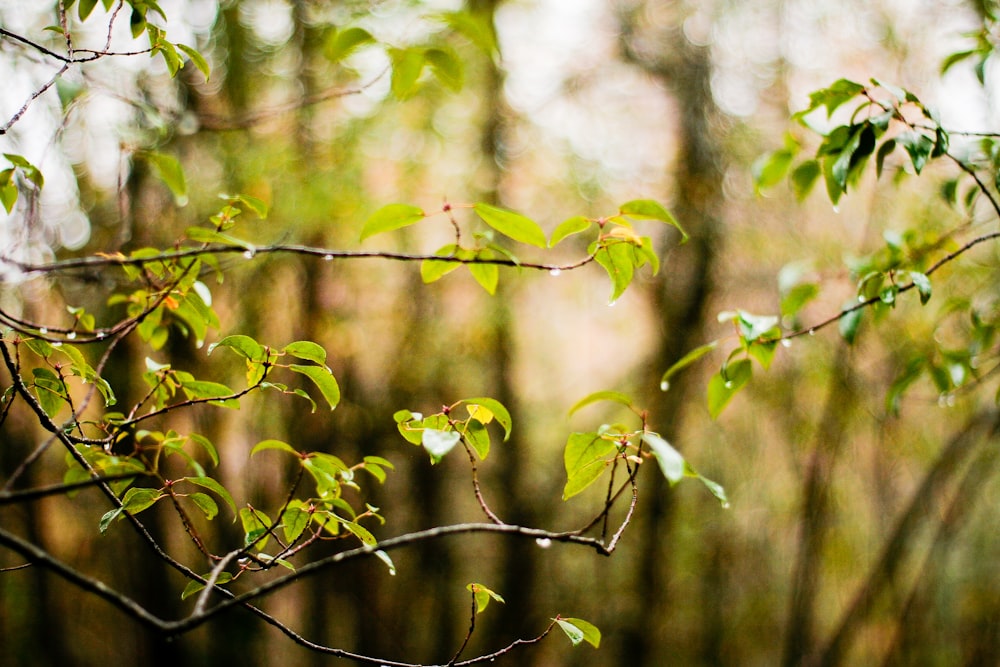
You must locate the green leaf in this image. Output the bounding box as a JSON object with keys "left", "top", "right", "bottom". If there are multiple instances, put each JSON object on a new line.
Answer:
{"left": 32, "top": 367, "right": 67, "bottom": 418}
{"left": 281, "top": 504, "right": 311, "bottom": 543}
{"left": 185, "top": 227, "right": 256, "bottom": 252}
{"left": 188, "top": 492, "right": 218, "bottom": 520}
{"left": 342, "top": 520, "right": 377, "bottom": 546}
{"left": 896, "top": 131, "right": 935, "bottom": 174}
{"left": 421, "top": 244, "right": 462, "bottom": 283}
{"left": 468, "top": 249, "right": 499, "bottom": 295}
{"left": 790, "top": 160, "right": 821, "bottom": 199}
{"left": 223, "top": 193, "right": 269, "bottom": 219}
{"left": 473, "top": 203, "right": 547, "bottom": 248}
{"left": 556, "top": 617, "right": 601, "bottom": 648}
{"left": 641, "top": 432, "right": 685, "bottom": 485}
{"left": 374, "top": 549, "right": 396, "bottom": 575}
{"left": 563, "top": 432, "right": 617, "bottom": 500}
{"left": 425, "top": 47, "right": 464, "bottom": 91}
{"left": 422, "top": 429, "right": 461, "bottom": 463}
{"left": 568, "top": 390, "right": 633, "bottom": 416}
{"left": 182, "top": 476, "right": 236, "bottom": 515}
{"left": 618, "top": 199, "right": 687, "bottom": 241}
{"left": 250, "top": 439, "right": 298, "bottom": 456}
{"left": 240, "top": 507, "right": 272, "bottom": 551}
{"left": 208, "top": 334, "right": 264, "bottom": 361}
{"left": 177, "top": 43, "right": 210, "bottom": 80}
{"left": 179, "top": 379, "right": 238, "bottom": 408}
{"left": 389, "top": 47, "right": 426, "bottom": 100}
{"left": 707, "top": 358, "right": 752, "bottom": 419}
{"left": 753, "top": 148, "right": 795, "bottom": 192}
{"left": 910, "top": 271, "right": 932, "bottom": 305}
{"left": 799, "top": 78, "right": 865, "bottom": 119}
{"left": 839, "top": 305, "right": 864, "bottom": 344}
{"left": 660, "top": 341, "right": 719, "bottom": 391}
{"left": 467, "top": 583, "right": 505, "bottom": 613}
{"left": 141, "top": 151, "right": 187, "bottom": 203}
{"left": 189, "top": 433, "right": 219, "bottom": 467}
{"left": 593, "top": 240, "right": 635, "bottom": 303}
{"left": 181, "top": 572, "right": 232, "bottom": 600}
{"left": 550, "top": 216, "right": 592, "bottom": 247}
{"left": 121, "top": 486, "right": 164, "bottom": 515}
{"left": 78, "top": 0, "right": 99, "bottom": 20}
{"left": 462, "top": 397, "right": 512, "bottom": 441}
{"left": 290, "top": 364, "right": 341, "bottom": 411}
{"left": 324, "top": 26, "right": 374, "bottom": 63}
{"left": 360, "top": 204, "right": 425, "bottom": 241}
{"left": 462, "top": 418, "right": 491, "bottom": 460}
{"left": 781, "top": 283, "right": 820, "bottom": 318}
{"left": 283, "top": 340, "right": 327, "bottom": 365}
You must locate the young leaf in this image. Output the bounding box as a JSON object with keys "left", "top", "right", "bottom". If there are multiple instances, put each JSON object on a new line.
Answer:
{"left": 425, "top": 47, "right": 464, "bottom": 91}
{"left": 120, "top": 487, "right": 164, "bottom": 515}
{"left": 324, "top": 26, "right": 374, "bottom": 63}
{"left": 555, "top": 617, "right": 601, "bottom": 648}
{"left": 250, "top": 439, "right": 298, "bottom": 456}
{"left": 208, "top": 334, "right": 264, "bottom": 361}
{"left": 240, "top": 507, "right": 272, "bottom": 551}
{"left": 593, "top": 241, "right": 635, "bottom": 303}
{"left": 568, "top": 390, "right": 633, "bottom": 416}
{"left": 289, "top": 365, "right": 340, "bottom": 410}
{"left": 790, "top": 160, "right": 821, "bottom": 199}
{"left": 563, "top": 432, "right": 617, "bottom": 500}
{"left": 141, "top": 151, "right": 187, "bottom": 203}
{"left": 910, "top": 271, "right": 932, "bottom": 305}
{"left": 641, "top": 432, "right": 685, "bottom": 485}
{"left": 374, "top": 549, "right": 397, "bottom": 575}
{"left": 468, "top": 249, "right": 499, "bottom": 295}
{"left": 473, "top": 203, "right": 547, "bottom": 248}
{"left": 179, "top": 379, "right": 239, "bottom": 408}
{"left": 467, "top": 583, "right": 505, "bottom": 614}
{"left": 188, "top": 492, "right": 219, "bottom": 520}
{"left": 389, "top": 47, "right": 426, "bottom": 100}
{"left": 618, "top": 199, "right": 687, "bottom": 241}
{"left": 462, "top": 418, "right": 491, "bottom": 459}
{"left": 707, "top": 358, "right": 752, "bottom": 419}
{"left": 660, "top": 341, "right": 719, "bottom": 391}
{"left": 420, "top": 245, "right": 462, "bottom": 283}
{"left": 550, "top": 216, "right": 592, "bottom": 247}
{"left": 182, "top": 476, "right": 236, "bottom": 514}
{"left": 283, "top": 340, "right": 328, "bottom": 365}
{"left": 177, "top": 44, "right": 210, "bottom": 80}
{"left": 462, "top": 397, "right": 512, "bottom": 440}
{"left": 181, "top": 572, "right": 232, "bottom": 600}
{"left": 360, "top": 203, "right": 425, "bottom": 241}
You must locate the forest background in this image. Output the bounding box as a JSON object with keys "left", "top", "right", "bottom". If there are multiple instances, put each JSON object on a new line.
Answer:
{"left": 2, "top": 1, "right": 1000, "bottom": 666}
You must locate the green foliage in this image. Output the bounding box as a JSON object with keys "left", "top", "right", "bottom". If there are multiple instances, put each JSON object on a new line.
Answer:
{"left": 555, "top": 617, "right": 601, "bottom": 648}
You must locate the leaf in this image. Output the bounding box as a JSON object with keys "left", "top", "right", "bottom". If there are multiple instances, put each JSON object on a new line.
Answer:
{"left": 290, "top": 364, "right": 341, "bottom": 410}
{"left": 389, "top": 47, "right": 426, "bottom": 100}
{"left": 618, "top": 199, "right": 687, "bottom": 241}
{"left": 121, "top": 486, "right": 164, "bottom": 515}
{"left": 641, "top": 432, "right": 685, "bottom": 485}
{"left": 360, "top": 204, "right": 425, "bottom": 241}
{"left": 421, "top": 244, "right": 462, "bottom": 283}
{"left": 179, "top": 379, "right": 238, "bottom": 408}
{"left": 839, "top": 304, "right": 864, "bottom": 344}
{"left": 781, "top": 283, "right": 820, "bottom": 319}
{"left": 800, "top": 78, "right": 865, "bottom": 119}
{"left": 753, "top": 148, "right": 795, "bottom": 192}
{"left": 177, "top": 43, "right": 210, "bottom": 80}
{"left": 208, "top": 334, "right": 264, "bottom": 361}
{"left": 324, "top": 26, "right": 374, "bottom": 63}
{"left": 910, "top": 271, "right": 932, "bottom": 305}
{"left": 32, "top": 368, "right": 67, "bottom": 418}
{"left": 181, "top": 572, "right": 232, "bottom": 600}
{"left": 189, "top": 433, "right": 219, "bottom": 467}
{"left": 896, "top": 131, "right": 935, "bottom": 174}
{"left": 283, "top": 340, "right": 327, "bottom": 365}
{"left": 462, "top": 418, "right": 491, "bottom": 460}
{"left": 550, "top": 216, "right": 592, "bottom": 246}
{"left": 707, "top": 358, "right": 752, "bottom": 419}
{"left": 240, "top": 507, "right": 272, "bottom": 551}
{"left": 556, "top": 617, "right": 601, "bottom": 648}
{"left": 342, "top": 519, "right": 377, "bottom": 546}
{"left": 468, "top": 249, "right": 499, "bottom": 295}
{"left": 467, "top": 583, "right": 505, "bottom": 613}
{"left": 425, "top": 47, "right": 464, "bottom": 91}
{"left": 281, "top": 504, "right": 311, "bottom": 543}
{"left": 568, "top": 390, "right": 633, "bottom": 416}
{"left": 374, "top": 549, "right": 397, "bottom": 575}
{"left": 141, "top": 151, "right": 187, "bottom": 203}
{"left": 462, "top": 397, "right": 512, "bottom": 441}
{"left": 188, "top": 492, "right": 219, "bottom": 520}
{"left": 422, "top": 429, "right": 461, "bottom": 463}
{"left": 251, "top": 439, "right": 298, "bottom": 456}
{"left": 659, "top": 341, "right": 719, "bottom": 391}
{"left": 473, "top": 203, "right": 547, "bottom": 248}
{"left": 593, "top": 240, "right": 635, "bottom": 303}
{"left": 562, "top": 432, "right": 617, "bottom": 500}
{"left": 183, "top": 476, "right": 236, "bottom": 515}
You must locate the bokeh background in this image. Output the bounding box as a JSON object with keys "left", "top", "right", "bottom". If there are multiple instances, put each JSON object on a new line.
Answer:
{"left": 2, "top": 1, "right": 1000, "bottom": 665}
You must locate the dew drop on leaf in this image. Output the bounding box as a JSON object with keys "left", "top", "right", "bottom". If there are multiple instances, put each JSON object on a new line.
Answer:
{"left": 724, "top": 381, "right": 733, "bottom": 389}
{"left": 660, "top": 380, "right": 670, "bottom": 391}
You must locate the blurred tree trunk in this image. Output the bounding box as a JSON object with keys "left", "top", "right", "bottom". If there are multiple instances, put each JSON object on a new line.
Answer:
{"left": 617, "top": 2, "right": 726, "bottom": 664}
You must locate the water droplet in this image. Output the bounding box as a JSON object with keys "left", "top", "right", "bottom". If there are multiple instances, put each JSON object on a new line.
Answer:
{"left": 858, "top": 295, "right": 866, "bottom": 303}
{"left": 608, "top": 300, "right": 617, "bottom": 308}
{"left": 808, "top": 329, "right": 816, "bottom": 336}
{"left": 937, "top": 394, "right": 956, "bottom": 408}
{"left": 243, "top": 250, "right": 255, "bottom": 259}
{"left": 535, "top": 537, "right": 552, "bottom": 549}
{"left": 66, "top": 331, "right": 77, "bottom": 340}
{"left": 323, "top": 254, "right": 333, "bottom": 261}
{"left": 96, "top": 332, "right": 107, "bottom": 339}
{"left": 780, "top": 338, "right": 791, "bottom": 348}
{"left": 722, "top": 502, "right": 731, "bottom": 509}
{"left": 39, "top": 327, "right": 48, "bottom": 334}
{"left": 51, "top": 341, "right": 62, "bottom": 348}
{"left": 660, "top": 380, "right": 670, "bottom": 392}
{"left": 724, "top": 381, "right": 733, "bottom": 389}
{"left": 549, "top": 268, "right": 561, "bottom": 276}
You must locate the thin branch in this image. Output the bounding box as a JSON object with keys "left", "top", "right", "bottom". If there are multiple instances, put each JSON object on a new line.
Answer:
{"left": 0, "top": 473, "right": 144, "bottom": 505}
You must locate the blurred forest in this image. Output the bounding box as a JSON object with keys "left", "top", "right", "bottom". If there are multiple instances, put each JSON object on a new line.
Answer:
{"left": 2, "top": 0, "right": 1000, "bottom": 666}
